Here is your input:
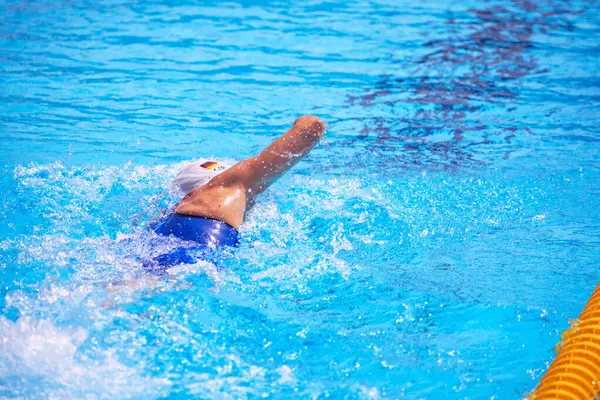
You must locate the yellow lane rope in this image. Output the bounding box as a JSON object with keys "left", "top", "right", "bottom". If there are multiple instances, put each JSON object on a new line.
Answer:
{"left": 529, "top": 283, "right": 600, "bottom": 399}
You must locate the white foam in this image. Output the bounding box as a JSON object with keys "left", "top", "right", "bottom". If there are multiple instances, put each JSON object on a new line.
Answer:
{"left": 0, "top": 316, "right": 170, "bottom": 399}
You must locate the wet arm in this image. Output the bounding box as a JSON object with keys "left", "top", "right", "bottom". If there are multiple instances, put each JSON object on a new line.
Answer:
{"left": 213, "top": 115, "right": 326, "bottom": 197}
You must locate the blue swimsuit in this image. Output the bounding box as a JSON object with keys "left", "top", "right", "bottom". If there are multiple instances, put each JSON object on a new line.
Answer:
{"left": 145, "top": 214, "right": 239, "bottom": 272}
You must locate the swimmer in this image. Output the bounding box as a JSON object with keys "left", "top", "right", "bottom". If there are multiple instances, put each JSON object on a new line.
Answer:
{"left": 146, "top": 115, "right": 326, "bottom": 271}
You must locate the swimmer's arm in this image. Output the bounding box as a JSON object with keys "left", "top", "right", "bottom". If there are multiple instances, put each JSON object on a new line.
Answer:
{"left": 214, "top": 115, "right": 326, "bottom": 197}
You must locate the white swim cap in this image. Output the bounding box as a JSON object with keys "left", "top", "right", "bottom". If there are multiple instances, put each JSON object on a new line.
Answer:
{"left": 172, "top": 159, "right": 231, "bottom": 194}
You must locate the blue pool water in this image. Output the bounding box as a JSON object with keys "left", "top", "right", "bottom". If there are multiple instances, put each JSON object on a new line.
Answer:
{"left": 1, "top": 0, "right": 600, "bottom": 398}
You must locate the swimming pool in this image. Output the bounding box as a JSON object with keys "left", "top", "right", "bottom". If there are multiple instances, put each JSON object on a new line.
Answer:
{"left": 1, "top": 0, "right": 599, "bottom": 397}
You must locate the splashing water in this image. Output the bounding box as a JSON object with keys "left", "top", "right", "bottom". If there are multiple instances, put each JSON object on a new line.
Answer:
{"left": 2, "top": 159, "right": 599, "bottom": 398}
{"left": 1, "top": 0, "right": 599, "bottom": 398}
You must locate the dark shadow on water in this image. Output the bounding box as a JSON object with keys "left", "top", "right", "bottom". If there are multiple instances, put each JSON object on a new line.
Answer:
{"left": 343, "top": 0, "right": 584, "bottom": 170}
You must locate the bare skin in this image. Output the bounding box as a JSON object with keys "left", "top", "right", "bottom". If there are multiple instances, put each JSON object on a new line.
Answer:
{"left": 175, "top": 115, "right": 326, "bottom": 228}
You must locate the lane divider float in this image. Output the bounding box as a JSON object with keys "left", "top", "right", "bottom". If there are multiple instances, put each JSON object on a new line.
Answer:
{"left": 529, "top": 283, "right": 600, "bottom": 399}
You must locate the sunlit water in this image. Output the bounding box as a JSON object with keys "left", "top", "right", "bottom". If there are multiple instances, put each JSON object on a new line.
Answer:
{"left": 1, "top": 0, "right": 600, "bottom": 398}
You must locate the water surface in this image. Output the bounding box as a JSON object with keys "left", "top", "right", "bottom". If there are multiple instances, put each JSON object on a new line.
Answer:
{"left": 1, "top": 0, "right": 600, "bottom": 398}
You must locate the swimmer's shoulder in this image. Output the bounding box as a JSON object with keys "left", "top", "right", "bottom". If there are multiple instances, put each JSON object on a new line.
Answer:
{"left": 175, "top": 181, "right": 247, "bottom": 228}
